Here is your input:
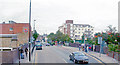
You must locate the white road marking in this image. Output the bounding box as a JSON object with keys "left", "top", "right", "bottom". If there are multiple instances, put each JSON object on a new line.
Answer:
{"left": 62, "top": 59, "right": 68, "bottom": 63}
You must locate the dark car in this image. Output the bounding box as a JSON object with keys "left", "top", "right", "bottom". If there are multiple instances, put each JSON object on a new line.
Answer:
{"left": 69, "top": 51, "right": 89, "bottom": 64}
{"left": 46, "top": 43, "right": 50, "bottom": 46}
{"left": 36, "top": 43, "right": 42, "bottom": 50}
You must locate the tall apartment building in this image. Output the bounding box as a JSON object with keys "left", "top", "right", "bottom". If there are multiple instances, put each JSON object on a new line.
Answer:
{"left": 58, "top": 20, "right": 94, "bottom": 41}
{"left": 58, "top": 20, "right": 74, "bottom": 38}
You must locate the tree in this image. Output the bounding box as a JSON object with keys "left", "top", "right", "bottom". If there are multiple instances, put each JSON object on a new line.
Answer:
{"left": 47, "top": 33, "right": 56, "bottom": 41}
{"left": 55, "top": 30, "right": 63, "bottom": 42}
{"left": 105, "top": 25, "right": 117, "bottom": 33}
{"left": 47, "top": 30, "right": 73, "bottom": 44}
{"left": 81, "top": 34, "right": 84, "bottom": 43}
{"left": 33, "top": 30, "right": 39, "bottom": 41}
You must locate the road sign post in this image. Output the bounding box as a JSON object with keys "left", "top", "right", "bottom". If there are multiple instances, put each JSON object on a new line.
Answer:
{"left": 98, "top": 37, "right": 102, "bottom": 57}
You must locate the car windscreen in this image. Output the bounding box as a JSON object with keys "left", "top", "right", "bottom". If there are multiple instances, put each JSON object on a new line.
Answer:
{"left": 74, "top": 53, "right": 85, "bottom": 56}
{"left": 36, "top": 44, "right": 42, "bottom": 46}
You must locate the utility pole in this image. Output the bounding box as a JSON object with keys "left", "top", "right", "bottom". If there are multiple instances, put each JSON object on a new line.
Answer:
{"left": 98, "top": 36, "right": 102, "bottom": 57}
{"left": 33, "top": 20, "right": 36, "bottom": 33}
{"left": 84, "top": 33, "right": 86, "bottom": 45}
{"left": 29, "top": 0, "right": 31, "bottom": 62}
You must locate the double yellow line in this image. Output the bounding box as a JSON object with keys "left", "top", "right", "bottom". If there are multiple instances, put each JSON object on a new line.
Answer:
{"left": 83, "top": 52, "right": 102, "bottom": 63}
{"left": 83, "top": 52, "right": 105, "bottom": 65}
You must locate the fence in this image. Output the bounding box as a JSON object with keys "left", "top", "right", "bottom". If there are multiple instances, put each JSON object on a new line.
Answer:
{"left": 69, "top": 43, "right": 81, "bottom": 47}
{"left": 1, "top": 44, "right": 29, "bottom": 63}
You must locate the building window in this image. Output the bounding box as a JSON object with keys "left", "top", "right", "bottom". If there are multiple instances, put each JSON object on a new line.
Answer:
{"left": 75, "top": 35, "right": 77, "bottom": 37}
{"left": 10, "top": 28, "right": 13, "bottom": 31}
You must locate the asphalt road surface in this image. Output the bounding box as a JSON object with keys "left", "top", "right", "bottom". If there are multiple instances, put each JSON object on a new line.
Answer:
{"left": 34, "top": 45, "right": 101, "bottom": 64}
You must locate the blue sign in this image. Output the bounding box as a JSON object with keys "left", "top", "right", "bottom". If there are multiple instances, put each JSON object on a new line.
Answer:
{"left": 36, "top": 41, "right": 40, "bottom": 42}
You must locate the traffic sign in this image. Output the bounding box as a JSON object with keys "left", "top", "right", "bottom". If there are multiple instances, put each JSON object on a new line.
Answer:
{"left": 98, "top": 37, "right": 102, "bottom": 44}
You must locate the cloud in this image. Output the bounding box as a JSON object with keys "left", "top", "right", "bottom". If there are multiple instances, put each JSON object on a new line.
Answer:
{"left": 0, "top": 0, "right": 119, "bottom": 34}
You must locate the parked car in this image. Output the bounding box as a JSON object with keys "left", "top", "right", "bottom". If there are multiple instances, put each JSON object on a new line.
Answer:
{"left": 46, "top": 43, "right": 50, "bottom": 46}
{"left": 36, "top": 43, "right": 42, "bottom": 50}
{"left": 69, "top": 51, "right": 89, "bottom": 64}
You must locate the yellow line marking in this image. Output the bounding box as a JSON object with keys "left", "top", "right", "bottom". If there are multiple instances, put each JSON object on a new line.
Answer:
{"left": 83, "top": 52, "right": 103, "bottom": 63}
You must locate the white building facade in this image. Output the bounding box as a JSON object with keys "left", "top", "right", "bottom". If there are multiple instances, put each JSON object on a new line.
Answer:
{"left": 73, "top": 24, "right": 94, "bottom": 40}
{"left": 58, "top": 20, "right": 94, "bottom": 40}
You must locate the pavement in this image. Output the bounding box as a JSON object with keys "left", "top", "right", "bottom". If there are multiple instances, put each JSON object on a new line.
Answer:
{"left": 86, "top": 51, "right": 118, "bottom": 63}
{"left": 19, "top": 45, "right": 35, "bottom": 63}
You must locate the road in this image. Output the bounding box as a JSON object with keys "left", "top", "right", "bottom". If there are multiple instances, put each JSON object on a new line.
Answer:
{"left": 34, "top": 45, "right": 101, "bottom": 64}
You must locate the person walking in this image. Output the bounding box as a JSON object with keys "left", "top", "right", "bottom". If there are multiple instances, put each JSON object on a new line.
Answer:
{"left": 87, "top": 46, "right": 89, "bottom": 52}
{"left": 89, "top": 46, "right": 91, "bottom": 51}
{"left": 79, "top": 45, "right": 81, "bottom": 51}
{"left": 25, "top": 48, "right": 28, "bottom": 57}
{"left": 82, "top": 46, "right": 85, "bottom": 51}
{"left": 85, "top": 46, "right": 87, "bottom": 52}
{"left": 19, "top": 47, "right": 24, "bottom": 59}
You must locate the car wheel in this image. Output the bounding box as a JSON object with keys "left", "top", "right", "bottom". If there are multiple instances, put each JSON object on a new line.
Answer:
{"left": 74, "top": 60, "right": 77, "bottom": 64}
{"left": 85, "top": 62, "right": 88, "bottom": 64}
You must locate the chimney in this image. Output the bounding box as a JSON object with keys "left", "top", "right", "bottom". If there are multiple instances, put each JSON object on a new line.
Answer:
{"left": 66, "top": 20, "right": 73, "bottom": 24}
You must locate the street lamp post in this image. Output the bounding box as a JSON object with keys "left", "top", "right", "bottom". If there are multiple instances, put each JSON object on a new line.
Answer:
{"left": 29, "top": 0, "right": 32, "bottom": 62}
{"left": 84, "top": 33, "right": 85, "bottom": 44}
{"left": 33, "top": 20, "right": 36, "bottom": 33}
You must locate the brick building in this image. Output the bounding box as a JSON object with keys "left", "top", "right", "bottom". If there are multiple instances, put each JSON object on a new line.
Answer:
{"left": 0, "top": 21, "right": 30, "bottom": 48}
{"left": 58, "top": 20, "right": 73, "bottom": 37}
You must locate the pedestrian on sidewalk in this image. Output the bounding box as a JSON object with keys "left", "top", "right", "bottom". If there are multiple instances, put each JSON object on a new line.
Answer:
{"left": 25, "top": 48, "right": 28, "bottom": 57}
{"left": 82, "top": 46, "right": 85, "bottom": 51}
{"left": 79, "top": 45, "right": 81, "bottom": 51}
{"left": 85, "top": 46, "right": 87, "bottom": 52}
{"left": 89, "top": 46, "right": 91, "bottom": 51}
{"left": 87, "top": 46, "right": 89, "bottom": 52}
{"left": 19, "top": 47, "right": 24, "bottom": 59}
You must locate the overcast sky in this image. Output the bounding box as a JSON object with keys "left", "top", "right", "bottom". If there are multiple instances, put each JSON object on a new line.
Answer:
{"left": 0, "top": 0, "right": 119, "bottom": 34}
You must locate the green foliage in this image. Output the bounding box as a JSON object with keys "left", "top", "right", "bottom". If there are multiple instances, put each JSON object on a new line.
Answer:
{"left": 105, "top": 25, "right": 117, "bottom": 33}
{"left": 87, "top": 39, "right": 95, "bottom": 45}
{"left": 81, "top": 35, "right": 84, "bottom": 43}
{"left": 47, "top": 30, "right": 73, "bottom": 43}
{"left": 51, "top": 42, "right": 55, "bottom": 45}
{"left": 47, "top": 33, "right": 55, "bottom": 41}
{"left": 114, "top": 45, "right": 118, "bottom": 52}
{"left": 108, "top": 44, "right": 118, "bottom": 52}
{"left": 33, "top": 30, "right": 39, "bottom": 41}
{"left": 108, "top": 44, "right": 114, "bottom": 51}
{"left": 71, "top": 40, "right": 74, "bottom": 43}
